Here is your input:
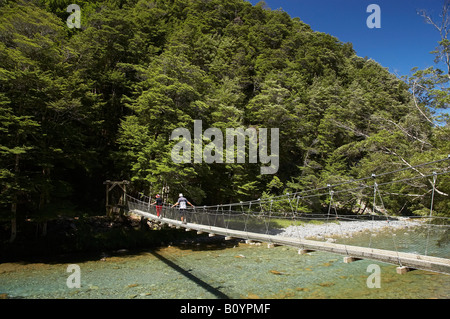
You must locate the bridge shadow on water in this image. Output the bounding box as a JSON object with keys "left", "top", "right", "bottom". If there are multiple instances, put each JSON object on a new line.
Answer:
{"left": 149, "top": 250, "right": 231, "bottom": 299}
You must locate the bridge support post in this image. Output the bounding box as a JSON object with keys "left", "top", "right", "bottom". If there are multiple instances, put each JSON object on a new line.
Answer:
{"left": 343, "top": 256, "right": 362, "bottom": 263}
{"left": 298, "top": 249, "right": 314, "bottom": 255}
{"left": 396, "top": 266, "right": 414, "bottom": 275}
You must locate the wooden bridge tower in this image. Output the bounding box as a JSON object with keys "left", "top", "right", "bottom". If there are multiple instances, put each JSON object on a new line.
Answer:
{"left": 104, "top": 180, "right": 130, "bottom": 217}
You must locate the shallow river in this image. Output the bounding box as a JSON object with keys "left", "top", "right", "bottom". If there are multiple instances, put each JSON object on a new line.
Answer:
{"left": 1, "top": 228, "right": 449, "bottom": 299}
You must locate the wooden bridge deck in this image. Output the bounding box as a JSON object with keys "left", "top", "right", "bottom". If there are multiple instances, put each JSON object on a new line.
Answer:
{"left": 130, "top": 209, "right": 450, "bottom": 275}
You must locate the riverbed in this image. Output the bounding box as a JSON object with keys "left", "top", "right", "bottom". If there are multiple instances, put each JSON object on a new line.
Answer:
{"left": 0, "top": 227, "right": 449, "bottom": 299}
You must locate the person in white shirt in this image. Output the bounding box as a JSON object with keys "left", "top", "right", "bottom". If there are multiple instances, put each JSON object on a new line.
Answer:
{"left": 171, "top": 193, "right": 194, "bottom": 223}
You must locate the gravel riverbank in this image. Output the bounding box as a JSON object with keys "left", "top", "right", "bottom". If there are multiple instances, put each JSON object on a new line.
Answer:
{"left": 278, "top": 218, "right": 423, "bottom": 240}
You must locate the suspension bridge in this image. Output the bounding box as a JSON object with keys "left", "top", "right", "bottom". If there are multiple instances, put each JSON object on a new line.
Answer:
{"left": 126, "top": 157, "right": 450, "bottom": 275}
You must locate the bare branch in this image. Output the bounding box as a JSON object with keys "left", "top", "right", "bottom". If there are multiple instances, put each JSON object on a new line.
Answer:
{"left": 418, "top": 1, "right": 450, "bottom": 39}
{"left": 383, "top": 147, "right": 449, "bottom": 196}
{"left": 410, "top": 79, "right": 435, "bottom": 125}
{"left": 331, "top": 119, "right": 369, "bottom": 138}
{"left": 371, "top": 115, "right": 432, "bottom": 146}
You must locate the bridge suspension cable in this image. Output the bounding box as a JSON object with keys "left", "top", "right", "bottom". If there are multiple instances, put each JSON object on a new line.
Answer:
{"left": 196, "top": 156, "right": 450, "bottom": 210}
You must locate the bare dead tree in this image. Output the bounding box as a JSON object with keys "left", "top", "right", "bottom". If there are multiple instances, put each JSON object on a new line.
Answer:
{"left": 418, "top": 1, "right": 450, "bottom": 78}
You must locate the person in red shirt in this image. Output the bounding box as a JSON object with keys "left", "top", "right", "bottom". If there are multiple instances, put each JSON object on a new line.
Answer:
{"left": 151, "top": 194, "right": 164, "bottom": 217}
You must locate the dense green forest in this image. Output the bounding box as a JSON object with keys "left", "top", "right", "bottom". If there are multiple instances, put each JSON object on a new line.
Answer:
{"left": 1, "top": 0, "right": 449, "bottom": 244}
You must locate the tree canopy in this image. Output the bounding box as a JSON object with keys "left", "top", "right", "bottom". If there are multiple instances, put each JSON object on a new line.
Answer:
{"left": 1, "top": 0, "right": 449, "bottom": 242}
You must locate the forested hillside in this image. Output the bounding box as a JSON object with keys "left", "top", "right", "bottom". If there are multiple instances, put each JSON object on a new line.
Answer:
{"left": 1, "top": 0, "right": 449, "bottom": 243}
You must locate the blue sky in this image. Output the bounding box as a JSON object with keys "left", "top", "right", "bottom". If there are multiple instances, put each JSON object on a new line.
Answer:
{"left": 247, "top": 0, "right": 446, "bottom": 77}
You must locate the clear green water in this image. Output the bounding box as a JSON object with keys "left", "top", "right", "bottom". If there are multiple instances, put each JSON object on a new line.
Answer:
{"left": 1, "top": 229, "right": 449, "bottom": 299}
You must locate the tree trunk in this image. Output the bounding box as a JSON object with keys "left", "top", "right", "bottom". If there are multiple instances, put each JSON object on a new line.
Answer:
{"left": 9, "top": 204, "right": 17, "bottom": 243}
{"left": 42, "top": 221, "right": 47, "bottom": 237}
{"left": 9, "top": 153, "right": 20, "bottom": 243}
{"left": 39, "top": 167, "right": 50, "bottom": 237}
